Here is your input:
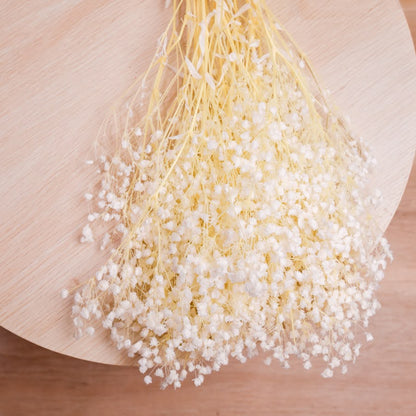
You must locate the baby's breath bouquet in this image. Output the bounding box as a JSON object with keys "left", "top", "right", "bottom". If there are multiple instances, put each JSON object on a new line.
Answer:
{"left": 63, "top": 0, "right": 391, "bottom": 388}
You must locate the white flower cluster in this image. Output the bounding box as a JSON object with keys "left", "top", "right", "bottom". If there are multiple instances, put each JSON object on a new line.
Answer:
{"left": 66, "top": 0, "right": 391, "bottom": 388}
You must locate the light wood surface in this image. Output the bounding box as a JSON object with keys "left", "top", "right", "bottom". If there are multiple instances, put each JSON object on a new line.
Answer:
{"left": 0, "top": 0, "right": 415, "bottom": 387}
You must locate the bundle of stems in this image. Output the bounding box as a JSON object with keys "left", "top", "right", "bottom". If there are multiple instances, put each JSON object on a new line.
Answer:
{"left": 67, "top": 0, "right": 391, "bottom": 388}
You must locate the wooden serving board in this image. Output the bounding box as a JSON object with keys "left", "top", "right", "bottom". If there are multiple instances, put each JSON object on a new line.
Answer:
{"left": 0, "top": 0, "right": 415, "bottom": 366}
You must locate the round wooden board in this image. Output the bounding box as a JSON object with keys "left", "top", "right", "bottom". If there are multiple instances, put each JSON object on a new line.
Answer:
{"left": 0, "top": 0, "right": 415, "bottom": 366}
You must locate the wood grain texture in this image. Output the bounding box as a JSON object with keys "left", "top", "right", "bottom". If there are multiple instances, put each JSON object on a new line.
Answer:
{"left": 0, "top": 0, "right": 415, "bottom": 400}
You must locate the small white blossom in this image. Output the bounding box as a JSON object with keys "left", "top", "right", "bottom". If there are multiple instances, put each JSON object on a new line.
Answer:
{"left": 80, "top": 224, "right": 94, "bottom": 243}
{"left": 60, "top": 289, "right": 69, "bottom": 299}
{"left": 144, "top": 375, "right": 152, "bottom": 385}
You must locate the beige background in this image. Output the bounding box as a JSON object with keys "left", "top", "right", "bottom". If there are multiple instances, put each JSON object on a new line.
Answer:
{"left": 0, "top": 1, "right": 416, "bottom": 415}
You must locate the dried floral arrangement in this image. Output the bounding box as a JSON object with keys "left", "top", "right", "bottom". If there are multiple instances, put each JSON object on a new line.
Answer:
{"left": 62, "top": 0, "right": 392, "bottom": 388}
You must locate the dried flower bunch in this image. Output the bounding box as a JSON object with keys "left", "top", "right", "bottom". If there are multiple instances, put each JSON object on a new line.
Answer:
{"left": 64, "top": 0, "right": 392, "bottom": 388}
